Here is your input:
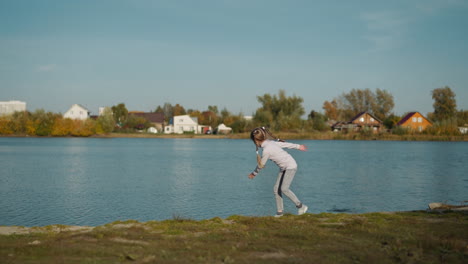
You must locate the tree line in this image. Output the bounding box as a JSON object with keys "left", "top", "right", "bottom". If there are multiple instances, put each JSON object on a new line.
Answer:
{"left": 0, "top": 86, "right": 466, "bottom": 136}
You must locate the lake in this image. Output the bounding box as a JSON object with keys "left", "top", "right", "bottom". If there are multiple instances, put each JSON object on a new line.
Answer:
{"left": 0, "top": 137, "right": 467, "bottom": 227}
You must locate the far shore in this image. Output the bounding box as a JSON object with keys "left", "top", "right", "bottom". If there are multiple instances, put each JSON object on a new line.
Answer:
{"left": 1, "top": 132, "right": 467, "bottom": 141}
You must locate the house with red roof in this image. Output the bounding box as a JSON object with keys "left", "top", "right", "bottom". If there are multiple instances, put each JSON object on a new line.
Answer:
{"left": 396, "top": 112, "right": 432, "bottom": 132}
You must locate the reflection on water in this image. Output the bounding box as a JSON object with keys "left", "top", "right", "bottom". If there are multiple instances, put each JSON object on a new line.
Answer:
{"left": 0, "top": 138, "right": 467, "bottom": 226}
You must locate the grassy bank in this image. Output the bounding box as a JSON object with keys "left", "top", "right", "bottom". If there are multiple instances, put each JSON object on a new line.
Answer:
{"left": 1, "top": 211, "right": 467, "bottom": 263}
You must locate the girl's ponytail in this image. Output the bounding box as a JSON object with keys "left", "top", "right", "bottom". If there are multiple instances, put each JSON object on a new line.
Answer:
{"left": 251, "top": 126, "right": 285, "bottom": 168}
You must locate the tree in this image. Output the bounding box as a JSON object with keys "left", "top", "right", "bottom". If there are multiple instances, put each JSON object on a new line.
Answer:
{"left": 159, "top": 103, "right": 173, "bottom": 122}
{"left": 97, "top": 107, "right": 115, "bottom": 133}
{"left": 322, "top": 100, "right": 338, "bottom": 120}
{"left": 111, "top": 103, "right": 128, "bottom": 126}
{"left": 173, "top": 104, "right": 186, "bottom": 116}
{"left": 324, "top": 88, "right": 394, "bottom": 121}
{"left": 208, "top": 105, "right": 219, "bottom": 115}
{"left": 342, "top": 88, "right": 375, "bottom": 114}
{"left": 10, "top": 111, "right": 30, "bottom": 134}
{"left": 374, "top": 89, "right": 394, "bottom": 121}
{"left": 31, "top": 109, "right": 59, "bottom": 136}
{"left": 154, "top": 106, "right": 164, "bottom": 113}
{"left": 308, "top": 110, "right": 328, "bottom": 131}
{"left": 125, "top": 115, "right": 150, "bottom": 130}
{"left": 457, "top": 110, "right": 468, "bottom": 126}
{"left": 383, "top": 114, "right": 400, "bottom": 129}
{"left": 51, "top": 117, "right": 74, "bottom": 136}
{"left": 254, "top": 90, "right": 304, "bottom": 130}
{"left": 432, "top": 86, "right": 457, "bottom": 121}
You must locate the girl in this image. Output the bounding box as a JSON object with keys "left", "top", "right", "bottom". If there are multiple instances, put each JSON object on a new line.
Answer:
{"left": 248, "top": 127, "right": 308, "bottom": 217}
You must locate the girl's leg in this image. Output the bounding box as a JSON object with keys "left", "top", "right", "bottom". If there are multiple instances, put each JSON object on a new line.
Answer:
{"left": 273, "top": 171, "right": 285, "bottom": 213}
{"left": 279, "top": 169, "right": 301, "bottom": 208}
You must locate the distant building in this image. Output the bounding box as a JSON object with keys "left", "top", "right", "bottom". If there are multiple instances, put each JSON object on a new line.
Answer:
{"left": 164, "top": 115, "right": 209, "bottom": 134}
{"left": 459, "top": 126, "right": 468, "bottom": 134}
{"left": 216, "top": 123, "right": 232, "bottom": 134}
{"left": 396, "top": 112, "right": 432, "bottom": 132}
{"left": 332, "top": 111, "right": 382, "bottom": 133}
{"left": 63, "top": 104, "right": 90, "bottom": 120}
{"left": 0, "top": 100, "right": 26, "bottom": 115}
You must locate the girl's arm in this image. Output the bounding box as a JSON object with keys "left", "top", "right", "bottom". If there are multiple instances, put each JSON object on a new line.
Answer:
{"left": 249, "top": 150, "right": 270, "bottom": 178}
{"left": 277, "top": 141, "right": 307, "bottom": 151}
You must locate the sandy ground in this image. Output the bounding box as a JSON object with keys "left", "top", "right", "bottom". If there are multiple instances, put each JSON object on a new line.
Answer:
{"left": 0, "top": 225, "right": 94, "bottom": 235}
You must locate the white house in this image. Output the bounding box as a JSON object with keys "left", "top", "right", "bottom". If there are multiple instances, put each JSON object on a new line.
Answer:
{"left": 164, "top": 115, "right": 208, "bottom": 134}
{"left": 63, "top": 104, "right": 90, "bottom": 120}
{"left": 0, "top": 100, "right": 26, "bottom": 116}
{"left": 216, "top": 123, "right": 232, "bottom": 134}
{"left": 459, "top": 126, "right": 468, "bottom": 134}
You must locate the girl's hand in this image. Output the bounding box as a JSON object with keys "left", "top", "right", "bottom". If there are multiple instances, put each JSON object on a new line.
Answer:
{"left": 248, "top": 173, "right": 256, "bottom": 179}
{"left": 299, "top": 145, "right": 307, "bottom": 151}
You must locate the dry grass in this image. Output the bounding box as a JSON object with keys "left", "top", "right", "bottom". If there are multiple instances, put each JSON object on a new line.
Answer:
{"left": 1, "top": 211, "right": 467, "bottom": 263}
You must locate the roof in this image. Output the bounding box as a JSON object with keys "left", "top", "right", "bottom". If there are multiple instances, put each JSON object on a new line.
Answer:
{"left": 65, "top": 104, "right": 90, "bottom": 114}
{"left": 71, "top": 104, "right": 90, "bottom": 112}
{"left": 397, "top": 112, "right": 417, "bottom": 126}
{"left": 396, "top": 111, "right": 432, "bottom": 126}
{"left": 349, "top": 111, "right": 382, "bottom": 123}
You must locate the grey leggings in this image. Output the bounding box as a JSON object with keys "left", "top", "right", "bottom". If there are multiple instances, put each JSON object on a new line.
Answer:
{"left": 273, "top": 168, "right": 301, "bottom": 213}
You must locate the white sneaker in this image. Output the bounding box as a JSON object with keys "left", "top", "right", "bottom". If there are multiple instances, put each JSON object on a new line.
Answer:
{"left": 298, "top": 205, "right": 308, "bottom": 215}
{"left": 274, "top": 213, "right": 283, "bottom": 218}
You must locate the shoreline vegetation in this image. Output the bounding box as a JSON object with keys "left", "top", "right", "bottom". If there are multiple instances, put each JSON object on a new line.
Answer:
{"left": 2, "top": 131, "right": 466, "bottom": 141}
{"left": 1, "top": 211, "right": 467, "bottom": 263}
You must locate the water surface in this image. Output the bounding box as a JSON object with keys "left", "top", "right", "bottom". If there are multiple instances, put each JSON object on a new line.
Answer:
{"left": 0, "top": 137, "right": 466, "bottom": 226}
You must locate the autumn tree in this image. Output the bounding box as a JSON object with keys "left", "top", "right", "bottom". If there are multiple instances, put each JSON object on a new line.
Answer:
{"left": 71, "top": 119, "right": 96, "bottom": 137}
{"left": 431, "top": 86, "right": 457, "bottom": 122}
{"left": 322, "top": 100, "right": 338, "bottom": 120}
{"left": 173, "top": 104, "right": 186, "bottom": 116}
{"left": 0, "top": 116, "right": 13, "bottom": 134}
{"left": 51, "top": 117, "right": 74, "bottom": 136}
{"left": 31, "top": 109, "right": 60, "bottom": 136}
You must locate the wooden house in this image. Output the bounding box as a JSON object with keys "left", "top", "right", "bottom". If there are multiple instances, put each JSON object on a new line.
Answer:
{"left": 332, "top": 112, "right": 382, "bottom": 133}
{"left": 396, "top": 112, "right": 432, "bottom": 132}
{"left": 349, "top": 112, "right": 382, "bottom": 132}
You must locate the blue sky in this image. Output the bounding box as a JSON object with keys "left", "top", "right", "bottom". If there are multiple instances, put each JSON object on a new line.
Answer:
{"left": 1, "top": 0, "right": 467, "bottom": 116}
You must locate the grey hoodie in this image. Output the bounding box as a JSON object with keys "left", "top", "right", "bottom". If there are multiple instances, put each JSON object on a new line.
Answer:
{"left": 252, "top": 140, "right": 301, "bottom": 176}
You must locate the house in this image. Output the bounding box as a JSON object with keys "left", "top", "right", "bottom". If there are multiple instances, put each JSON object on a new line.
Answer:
{"left": 332, "top": 112, "right": 382, "bottom": 133}
{"left": 216, "top": 123, "right": 232, "bottom": 134}
{"left": 458, "top": 126, "right": 468, "bottom": 134}
{"left": 0, "top": 100, "right": 26, "bottom": 116}
{"left": 63, "top": 104, "right": 90, "bottom": 120}
{"left": 396, "top": 112, "right": 432, "bottom": 132}
{"left": 164, "top": 115, "right": 209, "bottom": 134}
{"left": 130, "top": 112, "right": 165, "bottom": 132}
